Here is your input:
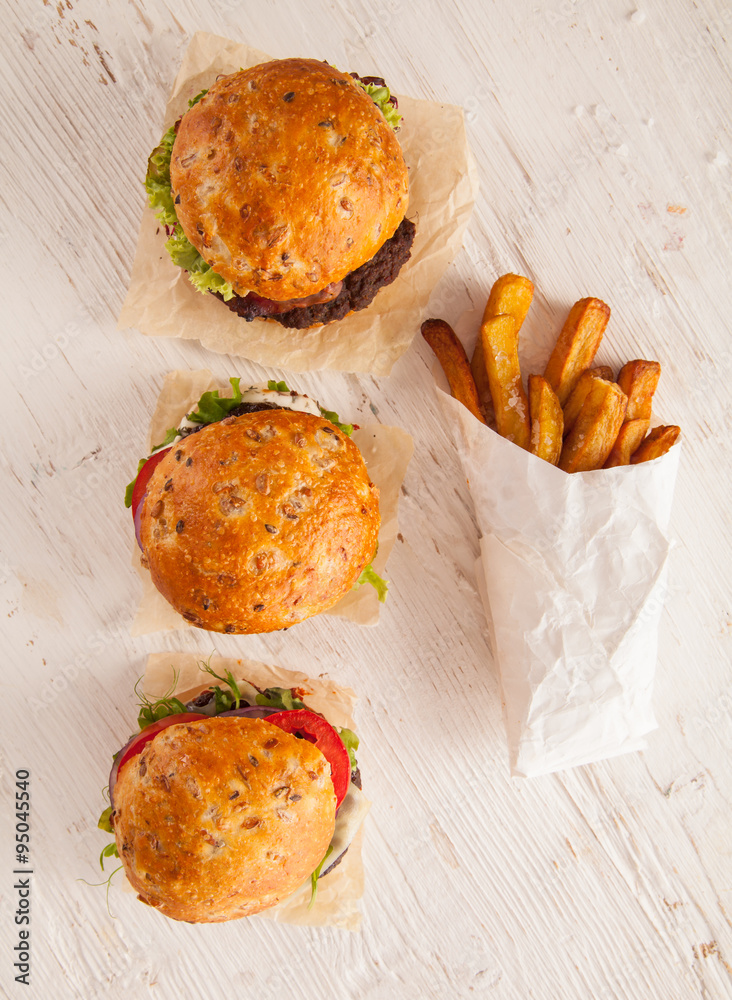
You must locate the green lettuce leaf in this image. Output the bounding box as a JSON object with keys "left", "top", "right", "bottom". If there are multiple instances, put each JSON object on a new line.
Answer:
{"left": 266, "top": 381, "right": 354, "bottom": 436}
{"left": 143, "top": 85, "right": 211, "bottom": 223}
{"left": 255, "top": 687, "right": 307, "bottom": 711}
{"left": 353, "top": 562, "right": 389, "bottom": 602}
{"left": 124, "top": 457, "right": 147, "bottom": 508}
{"left": 156, "top": 427, "right": 180, "bottom": 449}
{"left": 144, "top": 87, "right": 234, "bottom": 302}
{"left": 123, "top": 426, "right": 179, "bottom": 508}
{"left": 309, "top": 845, "right": 334, "bottom": 909}
{"left": 187, "top": 377, "right": 243, "bottom": 424}
{"left": 144, "top": 123, "right": 177, "bottom": 226}
{"left": 338, "top": 727, "right": 360, "bottom": 770}
{"left": 164, "top": 224, "right": 201, "bottom": 271}
{"left": 319, "top": 409, "right": 354, "bottom": 436}
{"left": 97, "top": 807, "right": 119, "bottom": 870}
{"left": 165, "top": 227, "right": 235, "bottom": 301}
{"left": 144, "top": 87, "right": 208, "bottom": 227}
{"left": 355, "top": 80, "right": 402, "bottom": 130}
{"left": 98, "top": 806, "right": 114, "bottom": 834}
{"left": 187, "top": 89, "right": 209, "bottom": 109}
{"left": 186, "top": 262, "right": 235, "bottom": 300}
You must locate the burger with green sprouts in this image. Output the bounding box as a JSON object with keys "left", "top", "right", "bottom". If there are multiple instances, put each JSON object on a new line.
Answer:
{"left": 98, "top": 663, "right": 369, "bottom": 923}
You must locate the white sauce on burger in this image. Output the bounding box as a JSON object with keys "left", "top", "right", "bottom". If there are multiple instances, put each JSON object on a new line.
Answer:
{"left": 163, "top": 386, "right": 322, "bottom": 451}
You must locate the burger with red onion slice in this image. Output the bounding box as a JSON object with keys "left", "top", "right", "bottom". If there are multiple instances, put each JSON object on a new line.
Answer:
{"left": 146, "top": 58, "right": 415, "bottom": 328}
{"left": 98, "top": 665, "right": 367, "bottom": 923}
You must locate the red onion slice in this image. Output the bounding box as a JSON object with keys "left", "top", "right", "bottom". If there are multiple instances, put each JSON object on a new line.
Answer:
{"left": 133, "top": 496, "right": 145, "bottom": 551}
{"left": 218, "top": 707, "right": 278, "bottom": 719}
{"left": 108, "top": 731, "right": 143, "bottom": 807}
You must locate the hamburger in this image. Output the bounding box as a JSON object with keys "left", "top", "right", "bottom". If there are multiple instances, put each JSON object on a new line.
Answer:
{"left": 97, "top": 665, "right": 368, "bottom": 923}
{"left": 145, "top": 58, "right": 415, "bottom": 329}
{"left": 126, "top": 378, "right": 387, "bottom": 633}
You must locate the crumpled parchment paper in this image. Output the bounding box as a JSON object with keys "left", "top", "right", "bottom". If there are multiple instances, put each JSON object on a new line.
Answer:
{"left": 117, "top": 31, "right": 478, "bottom": 375}
{"left": 127, "top": 652, "right": 368, "bottom": 929}
{"left": 437, "top": 388, "right": 681, "bottom": 778}
{"left": 131, "top": 370, "right": 413, "bottom": 635}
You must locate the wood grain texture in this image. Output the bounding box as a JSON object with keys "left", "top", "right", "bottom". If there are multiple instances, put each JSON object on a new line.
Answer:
{"left": 1, "top": 0, "right": 731, "bottom": 998}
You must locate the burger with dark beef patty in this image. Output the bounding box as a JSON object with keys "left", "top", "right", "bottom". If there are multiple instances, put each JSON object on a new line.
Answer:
{"left": 145, "top": 58, "right": 416, "bottom": 328}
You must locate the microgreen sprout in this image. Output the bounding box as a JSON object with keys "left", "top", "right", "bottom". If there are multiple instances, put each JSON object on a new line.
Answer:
{"left": 135, "top": 671, "right": 188, "bottom": 730}
{"left": 200, "top": 658, "right": 242, "bottom": 709}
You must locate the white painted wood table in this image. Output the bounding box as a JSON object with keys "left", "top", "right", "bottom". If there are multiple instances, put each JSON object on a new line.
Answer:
{"left": 2, "top": 1, "right": 731, "bottom": 997}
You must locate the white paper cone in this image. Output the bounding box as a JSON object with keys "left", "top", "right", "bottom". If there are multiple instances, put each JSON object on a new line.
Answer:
{"left": 439, "top": 388, "right": 681, "bottom": 777}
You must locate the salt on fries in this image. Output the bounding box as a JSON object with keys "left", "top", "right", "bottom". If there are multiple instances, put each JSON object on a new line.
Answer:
{"left": 423, "top": 274, "right": 680, "bottom": 471}
{"left": 477, "top": 314, "right": 530, "bottom": 448}
{"left": 617, "top": 359, "right": 661, "bottom": 420}
{"left": 559, "top": 378, "right": 627, "bottom": 473}
{"left": 471, "top": 274, "right": 534, "bottom": 427}
{"left": 528, "top": 375, "right": 563, "bottom": 465}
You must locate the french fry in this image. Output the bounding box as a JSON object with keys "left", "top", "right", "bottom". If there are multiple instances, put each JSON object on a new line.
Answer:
{"left": 471, "top": 274, "right": 534, "bottom": 423}
{"left": 479, "top": 314, "right": 531, "bottom": 448}
{"left": 617, "top": 360, "right": 661, "bottom": 421}
{"left": 528, "top": 375, "right": 563, "bottom": 465}
{"left": 470, "top": 357, "right": 497, "bottom": 428}
{"left": 431, "top": 269, "right": 681, "bottom": 474}
{"left": 544, "top": 297, "right": 611, "bottom": 405}
{"left": 562, "top": 370, "right": 605, "bottom": 436}
{"left": 559, "top": 379, "right": 627, "bottom": 473}
{"left": 483, "top": 273, "right": 535, "bottom": 326}
{"left": 421, "top": 319, "right": 486, "bottom": 425}
{"left": 603, "top": 418, "right": 650, "bottom": 468}
{"left": 631, "top": 425, "right": 681, "bottom": 464}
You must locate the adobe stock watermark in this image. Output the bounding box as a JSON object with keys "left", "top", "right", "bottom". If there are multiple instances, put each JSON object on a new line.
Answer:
{"left": 691, "top": 689, "right": 732, "bottom": 742}
{"left": 17, "top": 321, "right": 83, "bottom": 382}
{"left": 12, "top": 769, "right": 32, "bottom": 986}
{"left": 654, "top": 10, "right": 732, "bottom": 74}
{"left": 687, "top": 349, "right": 732, "bottom": 403}
{"left": 66, "top": 451, "right": 117, "bottom": 512}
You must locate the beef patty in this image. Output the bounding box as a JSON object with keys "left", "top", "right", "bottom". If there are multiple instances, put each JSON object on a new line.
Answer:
{"left": 215, "top": 217, "right": 416, "bottom": 329}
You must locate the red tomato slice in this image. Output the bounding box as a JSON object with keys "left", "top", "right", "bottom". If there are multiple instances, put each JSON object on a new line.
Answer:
{"left": 266, "top": 710, "right": 351, "bottom": 810}
{"left": 130, "top": 447, "right": 172, "bottom": 519}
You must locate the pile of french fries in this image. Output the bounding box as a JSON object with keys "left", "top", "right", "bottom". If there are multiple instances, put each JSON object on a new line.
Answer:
{"left": 422, "top": 273, "right": 680, "bottom": 472}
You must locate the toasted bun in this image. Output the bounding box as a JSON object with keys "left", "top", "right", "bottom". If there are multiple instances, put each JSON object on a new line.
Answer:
{"left": 138, "top": 409, "right": 380, "bottom": 633}
{"left": 113, "top": 717, "right": 336, "bottom": 922}
{"left": 170, "top": 58, "right": 409, "bottom": 300}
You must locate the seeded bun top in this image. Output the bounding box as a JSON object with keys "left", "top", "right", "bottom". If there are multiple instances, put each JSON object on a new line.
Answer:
{"left": 138, "top": 408, "right": 380, "bottom": 634}
{"left": 113, "top": 716, "right": 336, "bottom": 923}
{"left": 169, "top": 58, "right": 409, "bottom": 301}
